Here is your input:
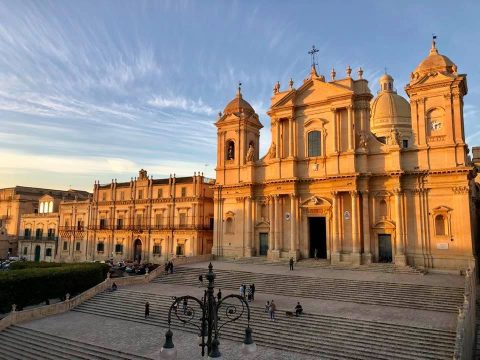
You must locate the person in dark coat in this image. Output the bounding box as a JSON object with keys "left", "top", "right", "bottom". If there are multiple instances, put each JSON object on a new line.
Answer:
{"left": 217, "top": 289, "right": 222, "bottom": 302}
{"left": 295, "top": 302, "right": 303, "bottom": 316}
{"left": 164, "top": 262, "right": 169, "bottom": 275}
{"left": 251, "top": 284, "right": 255, "bottom": 301}
{"left": 145, "top": 301, "right": 150, "bottom": 318}
{"left": 199, "top": 274, "right": 203, "bottom": 286}
{"left": 242, "top": 284, "right": 247, "bottom": 299}
{"left": 289, "top": 257, "right": 294, "bottom": 270}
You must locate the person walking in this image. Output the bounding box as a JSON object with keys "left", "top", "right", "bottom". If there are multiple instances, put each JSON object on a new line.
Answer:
{"left": 289, "top": 257, "right": 294, "bottom": 271}
{"left": 239, "top": 284, "right": 244, "bottom": 298}
{"left": 269, "top": 300, "right": 276, "bottom": 321}
{"left": 217, "top": 289, "right": 222, "bottom": 302}
{"left": 198, "top": 274, "right": 203, "bottom": 287}
{"left": 247, "top": 285, "right": 253, "bottom": 302}
{"left": 251, "top": 283, "right": 255, "bottom": 301}
{"left": 265, "top": 300, "right": 270, "bottom": 313}
{"left": 144, "top": 301, "right": 150, "bottom": 319}
{"left": 170, "top": 261, "right": 174, "bottom": 274}
{"left": 295, "top": 302, "right": 303, "bottom": 317}
{"left": 242, "top": 284, "right": 247, "bottom": 299}
{"left": 164, "top": 262, "right": 169, "bottom": 275}
{"left": 314, "top": 248, "right": 318, "bottom": 260}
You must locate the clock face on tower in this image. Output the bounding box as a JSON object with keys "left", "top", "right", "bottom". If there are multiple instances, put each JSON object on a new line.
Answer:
{"left": 430, "top": 120, "right": 442, "bottom": 131}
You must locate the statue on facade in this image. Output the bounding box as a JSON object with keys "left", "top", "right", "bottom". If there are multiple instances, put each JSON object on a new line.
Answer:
{"left": 389, "top": 129, "right": 400, "bottom": 146}
{"left": 138, "top": 169, "right": 148, "bottom": 180}
{"left": 268, "top": 142, "right": 276, "bottom": 159}
{"left": 246, "top": 143, "right": 255, "bottom": 162}
{"left": 358, "top": 132, "right": 368, "bottom": 149}
{"left": 227, "top": 144, "right": 234, "bottom": 160}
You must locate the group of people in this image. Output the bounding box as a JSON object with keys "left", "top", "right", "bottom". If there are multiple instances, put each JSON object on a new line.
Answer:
{"left": 164, "top": 261, "right": 174, "bottom": 274}
{"left": 239, "top": 283, "right": 255, "bottom": 302}
{"left": 265, "top": 300, "right": 303, "bottom": 321}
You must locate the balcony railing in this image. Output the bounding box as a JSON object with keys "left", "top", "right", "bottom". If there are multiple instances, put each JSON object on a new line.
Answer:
{"left": 17, "top": 236, "right": 59, "bottom": 241}
{"left": 87, "top": 224, "right": 213, "bottom": 231}
{"left": 58, "top": 226, "right": 85, "bottom": 231}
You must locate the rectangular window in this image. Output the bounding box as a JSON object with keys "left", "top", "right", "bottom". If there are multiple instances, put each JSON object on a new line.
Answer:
{"left": 99, "top": 218, "right": 107, "bottom": 229}
{"left": 176, "top": 244, "right": 185, "bottom": 256}
{"left": 136, "top": 214, "right": 142, "bottom": 226}
{"left": 77, "top": 220, "right": 83, "bottom": 230}
{"left": 63, "top": 241, "right": 68, "bottom": 251}
{"left": 115, "top": 244, "right": 123, "bottom": 253}
{"left": 153, "top": 244, "right": 162, "bottom": 255}
{"left": 97, "top": 242, "right": 104, "bottom": 252}
{"left": 155, "top": 213, "right": 163, "bottom": 227}
{"left": 64, "top": 219, "right": 70, "bottom": 227}
{"left": 23, "top": 247, "right": 28, "bottom": 255}
{"left": 158, "top": 188, "right": 163, "bottom": 198}
{"left": 24, "top": 229, "right": 31, "bottom": 239}
{"left": 45, "top": 248, "right": 52, "bottom": 257}
{"left": 179, "top": 213, "right": 186, "bottom": 226}
{"left": 35, "top": 228, "right": 43, "bottom": 239}
{"left": 75, "top": 242, "right": 81, "bottom": 251}
{"left": 307, "top": 131, "right": 321, "bottom": 157}
{"left": 47, "top": 229, "right": 55, "bottom": 239}
{"left": 181, "top": 187, "right": 187, "bottom": 197}
{"left": 117, "top": 218, "right": 123, "bottom": 229}
{"left": 138, "top": 190, "right": 143, "bottom": 200}
{"left": 120, "top": 191, "right": 125, "bottom": 201}
{"left": 102, "top": 192, "right": 106, "bottom": 201}
{"left": 402, "top": 139, "right": 408, "bottom": 149}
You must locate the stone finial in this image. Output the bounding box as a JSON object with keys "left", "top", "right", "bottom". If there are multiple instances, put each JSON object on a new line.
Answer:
{"left": 273, "top": 81, "right": 280, "bottom": 94}
{"left": 358, "top": 67, "right": 364, "bottom": 79}
{"left": 330, "top": 67, "right": 336, "bottom": 81}
{"left": 11, "top": 304, "right": 16, "bottom": 312}
{"left": 65, "top": 293, "right": 70, "bottom": 301}
{"left": 289, "top": 78, "right": 294, "bottom": 90}
{"left": 346, "top": 65, "right": 352, "bottom": 78}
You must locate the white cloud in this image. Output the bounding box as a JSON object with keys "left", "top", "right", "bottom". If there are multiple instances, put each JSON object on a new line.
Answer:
{"left": 148, "top": 95, "right": 216, "bottom": 115}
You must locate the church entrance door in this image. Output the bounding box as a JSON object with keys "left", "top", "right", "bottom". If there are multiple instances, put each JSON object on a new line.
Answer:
{"left": 378, "top": 234, "right": 392, "bottom": 263}
{"left": 259, "top": 233, "right": 268, "bottom": 256}
{"left": 309, "top": 217, "right": 327, "bottom": 259}
{"left": 134, "top": 239, "right": 142, "bottom": 263}
{"left": 34, "top": 245, "right": 41, "bottom": 262}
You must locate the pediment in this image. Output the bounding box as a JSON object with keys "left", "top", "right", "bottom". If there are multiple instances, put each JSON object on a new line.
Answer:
{"left": 410, "top": 72, "right": 455, "bottom": 86}
{"left": 432, "top": 205, "right": 453, "bottom": 213}
{"left": 255, "top": 220, "right": 270, "bottom": 227}
{"left": 271, "top": 78, "right": 353, "bottom": 109}
{"left": 224, "top": 210, "right": 235, "bottom": 218}
{"left": 301, "top": 195, "right": 332, "bottom": 207}
{"left": 373, "top": 219, "right": 396, "bottom": 229}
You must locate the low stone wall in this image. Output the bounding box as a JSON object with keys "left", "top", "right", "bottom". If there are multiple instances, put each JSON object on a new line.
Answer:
{"left": 0, "top": 254, "right": 212, "bottom": 331}
{"left": 453, "top": 263, "right": 477, "bottom": 360}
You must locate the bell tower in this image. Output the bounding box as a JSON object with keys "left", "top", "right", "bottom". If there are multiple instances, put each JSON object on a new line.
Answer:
{"left": 215, "top": 84, "right": 263, "bottom": 185}
{"left": 405, "top": 38, "right": 468, "bottom": 169}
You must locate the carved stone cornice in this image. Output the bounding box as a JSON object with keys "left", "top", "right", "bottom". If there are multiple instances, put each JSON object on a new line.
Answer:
{"left": 452, "top": 186, "right": 470, "bottom": 195}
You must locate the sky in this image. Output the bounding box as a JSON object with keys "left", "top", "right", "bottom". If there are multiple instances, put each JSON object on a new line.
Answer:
{"left": 0, "top": 0, "right": 479, "bottom": 191}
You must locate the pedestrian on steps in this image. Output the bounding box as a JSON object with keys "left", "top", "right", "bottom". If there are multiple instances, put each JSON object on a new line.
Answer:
{"left": 269, "top": 300, "right": 276, "bottom": 321}
{"left": 242, "top": 284, "right": 247, "bottom": 299}
{"left": 265, "top": 301, "right": 270, "bottom": 313}
{"left": 289, "top": 257, "right": 294, "bottom": 270}
{"left": 198, "top": 274, "right": 203, "bottom": 287}
{"left": 144, "top": 301, "right": 150, "bottom": 319}
{"left": 217, "top": 289, "right": 222, "bottom": 302}
{"left": 314, "top": 248, "right": 318, "bottom": 260}
{"left": 239, "top": 284, "right": 245, "bottom": 298}
{"left": 251, "top": 283, "right": 255, "bottom": 301}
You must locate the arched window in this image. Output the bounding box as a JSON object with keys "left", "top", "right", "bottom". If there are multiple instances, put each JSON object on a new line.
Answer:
{"left": 226, "top": 217, "right": 234, "bottom": 234}
{"left": 379, "top": 199, "right": 387, "bottom": 218}
{"left": 226, "top": 140, "right": 235, "bottom": 160}
{"left": 48, "top": 201, "right": 53, "bottom": 213}
{"left": 307, "top": 131, "right": 321, "bottom": 157}
{"left": 39, "top": 202, "right": 44, "bottom": 214}
{"left": 435, "top": 215, "right": 446, "bottom": 236}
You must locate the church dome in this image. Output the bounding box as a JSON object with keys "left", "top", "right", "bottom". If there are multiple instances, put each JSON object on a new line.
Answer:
{"left": 414, "top": 39, "right": 457, "bottom": 76}
{"left": 223, "top": 87, "right": 255, "bottom": 116}
{"left": 370, "top": 73, "right": 411, "bottom": 137}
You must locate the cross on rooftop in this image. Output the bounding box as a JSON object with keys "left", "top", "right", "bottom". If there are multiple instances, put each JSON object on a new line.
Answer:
{"left": 308, "top": 45, "right": 319, "bottom": 68}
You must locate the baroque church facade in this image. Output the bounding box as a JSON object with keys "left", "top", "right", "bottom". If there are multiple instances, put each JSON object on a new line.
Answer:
{"left": 212, "top": 40, "right": 478, "bottom": 270}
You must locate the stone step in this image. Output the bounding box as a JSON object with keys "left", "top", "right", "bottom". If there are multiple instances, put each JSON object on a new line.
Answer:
{"left": 0, "top": 325, "right": 151, "bottom": 360}
{"left": 93, "top": 289, "right": 456, "bottom": 341}
{"left": 0, "top": 339, "right": 45, "bottom": 360}
{"left": 72, "top": 289, "right": 454, "bottom": 359}
{"left": 153, "top": 268, "right": 462, "bottom": 312}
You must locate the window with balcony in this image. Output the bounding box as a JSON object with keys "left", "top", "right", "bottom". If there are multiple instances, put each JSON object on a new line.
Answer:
{"left": 158, "top": 188, "right": 163, "bottom": 198}
{"left": 138, "top": 190, "right": 143, "bottom": 200}
{"left": 307, "top": 130, "right": 321, "bottom": 157}
{"left": 120, "top": 191, "right": 125, "bottom": 201}
{"left": 181, "top": 187, "right": 187, "bottom": 197}
{"left": 179, "top": 213, "right": 186, "bottom": 227}
{"left": 117, "top": 218, "right": 124, "bottom": 229}
{"left": 102, "top": 192, "right": 106, "bottom": 201}
{"left": 99, "top": 218, "right": 107, "bottom": 229}
{"left": 24, "top": 229, "right": 31, "bottom": 239}
{"left": 35, "top": 228, "right": 43, "bottom": 239}
{"left": 77, "top": 220, "right": 84, "bottom": 230}
{"left": 47, "top": 228, "right": 55, "bottom": 239}
{"left": 136, "top": 214, "right": 142, "bottom": 227}
{"left": 155, "top": 213, "right": 163, "bottom": 227}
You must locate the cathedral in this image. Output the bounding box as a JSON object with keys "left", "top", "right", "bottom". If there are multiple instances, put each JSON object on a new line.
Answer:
{"left": 212, "top": 40, "right": 479, "bottom": 271}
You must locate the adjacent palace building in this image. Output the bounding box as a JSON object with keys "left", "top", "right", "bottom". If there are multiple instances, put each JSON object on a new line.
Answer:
{"left": 1, "top": 40, "right": 479, "bottom": 271}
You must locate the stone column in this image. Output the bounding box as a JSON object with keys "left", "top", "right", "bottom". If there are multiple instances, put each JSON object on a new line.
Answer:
{"left": 272, "top": 195, "right": 281, "bottom": 259}
{"left": 347, "top": 106, "right": 353, "bottom": 151}
{"left": 351, "top": 190, "right": 361, "bottom": 265}
{"left": 289, "top": 194, "right": 298, "bottom": 259}
{"left": 332, "top": 108, "right": 338, "bottom": 152}
{"left": 288, "top": 117, "right": 294, "bottom": 158}
{"left": 331, "top": 191, "right": 341, "bottom": 264}
{"left": 275, "top": 121, "right": 280, "bottom": 159}
{"left": 362, "top": 191, "right": 372, "bottom": 264}
{"left": 394, "top": 188, "right": 406, "bottom": 265}
{"left": 268, "top": 197, "right": 274, "bottom": 255}
{"left": 245, "top": 196, "right": 253, "bottom": 257}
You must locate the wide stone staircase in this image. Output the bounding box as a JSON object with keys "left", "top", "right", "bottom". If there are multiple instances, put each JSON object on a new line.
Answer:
{"left": 223, "top": 257, "right": 426, "bottom": 274}
{"left": 153, "top": 267, "right": 463, "bottom": 312}
{"left": 0, "top": 325, "right": 151, "bottom": 360}
{"left": 71, "top": 288, "right": 455, "bottom": 360}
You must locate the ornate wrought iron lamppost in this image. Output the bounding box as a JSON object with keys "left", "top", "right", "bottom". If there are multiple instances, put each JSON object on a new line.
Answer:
{"left": 160, "top": 263, "right": 256, "bottom": 359}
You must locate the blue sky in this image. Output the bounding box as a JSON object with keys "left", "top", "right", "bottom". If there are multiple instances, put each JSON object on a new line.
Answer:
{"left": 0, "top": 0, "right": 479, "bottom": 191}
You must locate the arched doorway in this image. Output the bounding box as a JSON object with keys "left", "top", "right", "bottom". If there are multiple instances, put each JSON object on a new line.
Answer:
{"left": 34, "top": 245, "right": 41, "bottom": 262}
{"left": 133, "top": 239, "right": 142, "bottom": 263}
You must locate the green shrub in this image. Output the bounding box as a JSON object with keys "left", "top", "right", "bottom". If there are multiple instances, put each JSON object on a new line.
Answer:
{"left": 0, "top": 263, "right": 109, "bottom": 313}
{"left": 9, "top": 261, "right": 66, "bottom": 270}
